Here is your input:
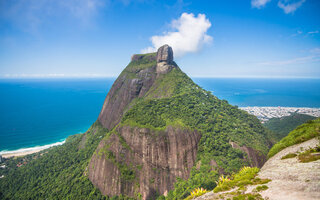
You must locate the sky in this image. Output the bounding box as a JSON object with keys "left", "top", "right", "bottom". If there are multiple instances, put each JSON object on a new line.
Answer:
{"left": 0, "top": 0, "right": 319, "bottom": 78}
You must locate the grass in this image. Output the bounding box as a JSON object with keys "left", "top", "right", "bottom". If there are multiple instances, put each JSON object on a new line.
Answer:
{"left": 268, "top": 118, "right": 320, "bottom": 158}
{"left": 281, "top": 153, "right": 297, "bottom": 160}
{"left": 213, "top": 167, "right": 270, "bottom": 193}
{"left": 298, "top": 146, "right": 320, "bottom": 163}
{"left": 216, "top": 190, "right": 264, "bottom": 200}
{"left": 255, "top": 185, "right": 268, "bottom": 192}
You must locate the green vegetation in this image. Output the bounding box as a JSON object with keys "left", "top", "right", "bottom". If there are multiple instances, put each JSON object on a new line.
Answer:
{"left": 213, "top": 167, "right": 270, "bottom": 193}
{"left": 255, "top": 185, "right": 268, "bottom": 192}
{"left": 120, "top": 64, "right": 272, "bottom": 199}
{"left": 0, "top": 121, "right": 108, "bottom": 200}
{"left": 119, "top": 53, "right": 157, "bottom": 79}
{"left": 230, "top": 193, "right": 264, "bottom": 200}
{"left": 264, "top": 113, "right": 316, "bottom": 141}
{"left": 298, "top": 146, "right": 320, "bottom": 163}
{"left": 184, "top": 188, "right": 208, "bottom": 200}
{"left": 281, "top": 153, "right": 297, "bottom": 160}
{"left": 164, "top": 165, "right": 219, "bottom": 200}
{"left": 268, "top": 118, "right": 320, "bottom": 158}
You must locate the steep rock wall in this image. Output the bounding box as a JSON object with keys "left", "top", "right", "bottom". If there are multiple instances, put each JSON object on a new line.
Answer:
{"left": 229, "top": 141, "right": 266, "bottom": 168}
{"left": 88, "top": 125, "right": 201, "bottom": 199}
{"left": 98, "top": 59, "right": 157, "bottom": 130}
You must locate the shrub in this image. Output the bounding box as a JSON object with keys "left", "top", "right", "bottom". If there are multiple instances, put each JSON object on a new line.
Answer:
{"left": 268, "top": 118, "right": 320, "bottom": 158}
{"left": 184, "top": 188, "right": 208, "bottom": 200}
{"left": 281, "top": 153, "right": 297, "bottom": 160}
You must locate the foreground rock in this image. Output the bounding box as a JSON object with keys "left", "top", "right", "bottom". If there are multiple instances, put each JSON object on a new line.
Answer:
{"left": 257, "top": 138, "right": 320, "bottom": 200}
{"left": 194, "top": 137, "right": 320, "bottom": 200}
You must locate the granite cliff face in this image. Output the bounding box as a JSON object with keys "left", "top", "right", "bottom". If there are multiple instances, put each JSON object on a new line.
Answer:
{"left": 88, "top": 126, "right": 201, "bottom": 199}
{"left": 229, "top": 141, "right": 266, "bottom": 168}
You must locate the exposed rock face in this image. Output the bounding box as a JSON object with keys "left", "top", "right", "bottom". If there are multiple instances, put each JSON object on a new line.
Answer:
{"left": 98, "top": 64, "right": 157, "bottom": 130}
{"left": 156, "top": 45, "right": 175, "bottom": 74}
{"left": 98, "top": 45, "right": 175, "bottom": 130}
{"left": 229, "top": 141, "right": 266, "bottom": 168}
{"left": 156, "top": 44, "right": 173, "bottom": 63}
{"left": 88, "top": 126, "right": 201, "bottom": 199}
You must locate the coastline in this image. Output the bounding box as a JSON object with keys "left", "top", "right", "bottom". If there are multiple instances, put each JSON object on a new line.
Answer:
{"left": 1, "top": 106, "right": 319, "bottom": 159}
{"left": 0, "top": 140, "right": 65, "bottom": 158}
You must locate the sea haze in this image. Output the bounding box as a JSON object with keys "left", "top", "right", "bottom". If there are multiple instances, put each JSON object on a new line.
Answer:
{"left": 0, "top": 78, "right": 319, "bottom": 153}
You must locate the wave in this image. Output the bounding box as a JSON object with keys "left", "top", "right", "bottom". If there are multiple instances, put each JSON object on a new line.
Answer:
{"left": 0, "top": 140, "right": 66, "bottom": 155}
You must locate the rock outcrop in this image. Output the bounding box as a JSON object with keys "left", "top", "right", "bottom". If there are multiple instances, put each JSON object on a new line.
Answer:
{"left": 98, "top": 45, "right": 175, "bottom": 130}
{"left": 257, "top": 138, "right": 320, "bottom": 200}
{"left": 229, "top": 141, "right": 266, "bottom": 168}
{"left": 156, "top": 44, "right": 173, "bottom": 63}
{"left": 88, "top": 126, "right": 201, "bottom": 199}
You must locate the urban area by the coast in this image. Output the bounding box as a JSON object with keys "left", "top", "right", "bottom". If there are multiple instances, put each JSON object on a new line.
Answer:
{"left": 240, "top": 106, "right": 320, "bottom": 122}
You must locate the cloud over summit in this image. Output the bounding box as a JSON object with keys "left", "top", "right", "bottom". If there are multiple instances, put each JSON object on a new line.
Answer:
{"left": 142, "top": 13, "right": 212, "bottom": 57}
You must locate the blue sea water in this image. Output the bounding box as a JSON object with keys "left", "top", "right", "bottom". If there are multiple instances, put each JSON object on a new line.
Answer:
{"left": 0, "top": 78, "right": 319, "bottom": 153}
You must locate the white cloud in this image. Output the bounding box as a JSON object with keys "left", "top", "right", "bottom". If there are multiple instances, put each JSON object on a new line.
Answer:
{"left": 141, "top": 13, "right": 212, "bottom": 57}
{"left": 251, "top": 0, "right": 272, "bottom": 9}
{"left": 277, "top": 0, "right": 306, "bottom": 14}
{"left": 307, "top": 30, "right": 319, "bottom": 34}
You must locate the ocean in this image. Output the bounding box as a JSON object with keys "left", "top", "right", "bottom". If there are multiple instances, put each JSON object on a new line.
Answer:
{"left": 0, "top": 78, "right": 319, "bottom": 153}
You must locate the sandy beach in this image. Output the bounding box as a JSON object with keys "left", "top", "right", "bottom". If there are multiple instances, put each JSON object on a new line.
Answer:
{"left": 0, "top": 140, "right": 65, "bottom": 158}
{"left": 1, "top": 149, "right": 44, "bottom": 158}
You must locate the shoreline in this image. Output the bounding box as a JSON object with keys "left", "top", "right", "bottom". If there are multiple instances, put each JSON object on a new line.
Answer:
{"left": 0, "top": 140, "right": 65, "bottom": 158}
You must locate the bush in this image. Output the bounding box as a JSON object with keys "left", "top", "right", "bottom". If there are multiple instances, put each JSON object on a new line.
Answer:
{"left": 268, "top": 118, "right": 320, "bottom": 158}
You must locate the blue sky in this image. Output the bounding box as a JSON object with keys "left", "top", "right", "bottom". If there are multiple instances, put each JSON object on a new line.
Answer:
{"left": 0, "top": 0, "right": 319, "bottom": 78}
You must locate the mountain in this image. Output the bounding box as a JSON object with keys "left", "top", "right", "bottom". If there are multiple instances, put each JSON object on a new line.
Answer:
{"left": 0, "top": 45, "right": 273, "bottom": 200}
{"left": 263, "top": 113, "right": 316, "bottom": 142}
{"left": 87, "top": 45, "right": 273, "bottom": 199}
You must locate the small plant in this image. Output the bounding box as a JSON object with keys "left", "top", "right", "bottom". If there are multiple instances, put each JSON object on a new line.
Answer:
{"left": 216, "top": 175, "right": 231, "bottom": 187}
{"left": 255, "top": 185, "right": 269, "bottom": 192}
{"left": 298, "top": 146, "right": 320, "bottom": 163}
{"left": 281, "top": 153, "right": 297, "bottom": 160}
{"left": 213, "top": 167, "right": 271, "bottom": 193}
{"left": 184, "top": 188, "right": 208, "bottom": 200}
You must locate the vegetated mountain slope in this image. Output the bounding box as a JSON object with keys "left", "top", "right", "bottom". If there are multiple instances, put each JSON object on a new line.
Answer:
{"left": 88, "top": 45, "right": 274, "bottom": 199}
{"left": 0, "top": 122, "right": 108, "bottom": 200}
{"left": 268, "top": 118, "right": 320, "bottom": 158}
{"left": 193, "top": 118, "right": 320, "bottom": 200}
{"left": 263, "top": 113, "right": 316, "bottom": 142}
{"left": 257, "top": 118, "right": 320, "bottom": 200}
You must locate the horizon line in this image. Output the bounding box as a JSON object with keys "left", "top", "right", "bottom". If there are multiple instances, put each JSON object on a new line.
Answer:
{"left": 1, "top": 75, "right": 320, "bottom": 79}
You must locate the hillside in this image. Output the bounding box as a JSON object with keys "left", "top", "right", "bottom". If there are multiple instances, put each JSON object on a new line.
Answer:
{"left": 263, "top": 113, "right": 316, "bottom": 141}
{"left": 0, "top": 45, "right": 273, "bottom": 200}
{"left": 0, "top": 122, "right": 107, "bottom": 199}
{"left": 193, "top": 118, "right": 320, "bottom": 200}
